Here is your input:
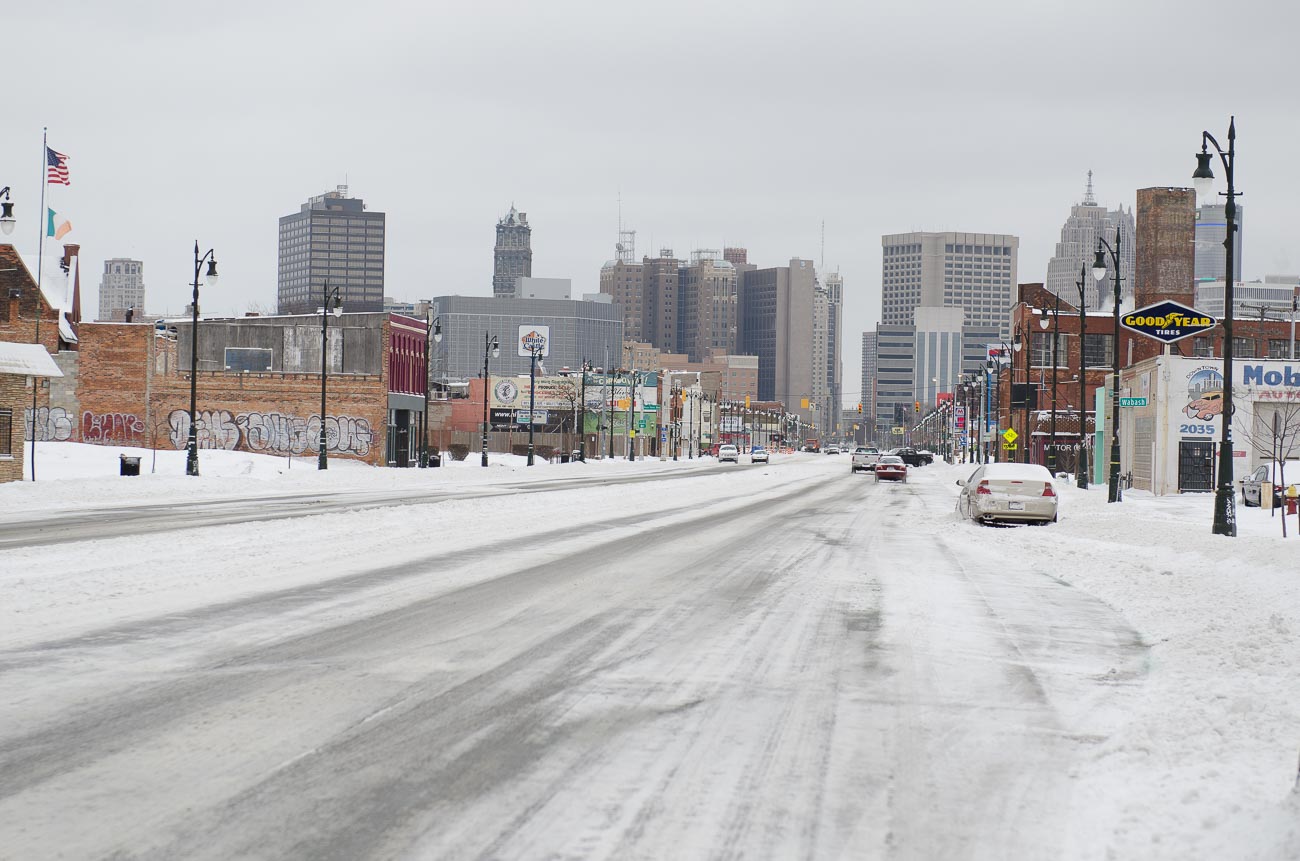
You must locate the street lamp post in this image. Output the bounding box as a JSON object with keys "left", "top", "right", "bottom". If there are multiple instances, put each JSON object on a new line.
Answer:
{"left": 317, "top": 282, "right": 343, "bottom": 470}
{"left": 578, "top": 359, "right": 591, "bottom": 461}
{"left": 627, "top": 371, "right": 639, "bottom": 461}
{"left": 420, "top": 315, "right": 442, "bottom": 468}
{"left": 1194, "top": 116, "right": 1241, "bottom": 537}
{"left": 526, "top": 341, "right": 542, "bottom": 466}
{"left": 1093, "top": 233, "right": 1124, "bottom": 503}
{"left": 1074, "top": 263, "right": 1090, "bottom": 489}
{"left": 1042, "top": 291, "right": 1061, "bottom": 474}
{"left": 480, "top": 333, "right": 499, "bottom": 467}
{"left": 186, "top": 241, "right": 219, "bottom": 477}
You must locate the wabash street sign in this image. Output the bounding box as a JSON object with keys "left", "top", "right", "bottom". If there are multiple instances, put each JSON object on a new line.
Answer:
{"left": 1121, "top": 300, "right": 1216, "bottom": 344}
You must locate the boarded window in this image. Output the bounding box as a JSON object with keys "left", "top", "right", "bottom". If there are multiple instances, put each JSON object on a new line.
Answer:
{"left": 224, "top": 347, "right": 273, "bottom": 373}
{"left": 0, "top": 408, "right": 11, "bottom": 456}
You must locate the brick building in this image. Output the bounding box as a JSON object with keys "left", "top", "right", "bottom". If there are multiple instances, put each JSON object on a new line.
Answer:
{"left": 0, "top": 343, "right": 64, "bottom": 482}
{"left": 70, "top": 312, "right": 429, "bottom": 467}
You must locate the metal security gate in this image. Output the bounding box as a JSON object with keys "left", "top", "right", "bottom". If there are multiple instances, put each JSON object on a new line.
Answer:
{"left": 1178, "top": 440, "right": 1214, "bottom": 492}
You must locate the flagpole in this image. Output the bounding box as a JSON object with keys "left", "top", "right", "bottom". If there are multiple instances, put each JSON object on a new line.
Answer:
{"left": 30, "top": 127, "right": 48, "bottom": 482}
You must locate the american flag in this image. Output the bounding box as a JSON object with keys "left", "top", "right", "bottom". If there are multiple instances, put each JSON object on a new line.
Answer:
{"left": 46, "top": 147, "right": 70, "bottom": 185}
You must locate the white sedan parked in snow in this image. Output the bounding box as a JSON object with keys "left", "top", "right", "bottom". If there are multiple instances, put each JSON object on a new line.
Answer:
{"left": 956, "top": 463, "right": 1058, "bottom": 525}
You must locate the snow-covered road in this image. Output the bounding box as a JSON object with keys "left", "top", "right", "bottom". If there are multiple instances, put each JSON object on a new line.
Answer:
{"left": 0, "top": 448, "right": 1296, "bottom": 859}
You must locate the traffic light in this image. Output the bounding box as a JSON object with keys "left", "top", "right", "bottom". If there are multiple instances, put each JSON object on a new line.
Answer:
{"left": 915, "top": 401, "right": 920, "bottom": 412}
{"left": 857, "top": 403, "right": 862, "bottom": 414}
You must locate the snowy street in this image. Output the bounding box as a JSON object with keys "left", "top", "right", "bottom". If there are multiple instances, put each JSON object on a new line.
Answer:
{"left": 0, "top": 447, "right": 1297, "bottom": 859}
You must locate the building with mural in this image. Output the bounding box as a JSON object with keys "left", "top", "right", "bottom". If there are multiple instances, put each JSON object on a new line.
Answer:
{"left": 62, "top": 311, "right": 429, "bottom": 467}
{"left": 1119, "top": 355, "right": 1300, "bottom": 496}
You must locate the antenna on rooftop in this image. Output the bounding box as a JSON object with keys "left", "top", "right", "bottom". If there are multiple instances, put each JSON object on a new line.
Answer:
{"left": 1083, "top": 170, "right": 1096, "bottom": 206}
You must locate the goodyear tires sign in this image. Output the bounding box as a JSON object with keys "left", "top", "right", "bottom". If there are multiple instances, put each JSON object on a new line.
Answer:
{"left": 1121, "top": 300, "right": 1216, "bottom": 344}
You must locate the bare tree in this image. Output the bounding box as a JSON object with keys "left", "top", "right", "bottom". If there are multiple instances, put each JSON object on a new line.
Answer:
{"left": 1234, "top": 399, "right": 1300, "bottom": 536}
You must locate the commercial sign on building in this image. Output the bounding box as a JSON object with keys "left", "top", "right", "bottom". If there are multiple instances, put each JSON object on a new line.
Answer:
{"left": 517, "top": 325, "right": 550, "bottom": 357}
{"left": 1120, "top": 300, "right": 1216, "bottom": 344}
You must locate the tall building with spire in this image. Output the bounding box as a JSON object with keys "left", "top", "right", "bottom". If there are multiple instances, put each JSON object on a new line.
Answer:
{"left": 493, "top": 206, "right": 532, "bottom": 298}
{"left": 1044, "top": 172, "right": 1135, "bottom": 309}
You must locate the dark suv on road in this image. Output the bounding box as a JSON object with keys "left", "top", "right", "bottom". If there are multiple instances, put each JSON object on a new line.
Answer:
{"left": 887, "top": 447, "right": 933, "bottom": 467}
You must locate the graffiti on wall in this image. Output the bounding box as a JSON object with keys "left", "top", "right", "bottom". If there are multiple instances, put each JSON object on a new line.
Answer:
{"left": 82, "top": 412, "right": 146, "bottom": 445}
{"left": 23, "top": 407, "right": 75, "bottom": 442}
{"left": 166, "top": 409, "right": 373, "bottom": 457}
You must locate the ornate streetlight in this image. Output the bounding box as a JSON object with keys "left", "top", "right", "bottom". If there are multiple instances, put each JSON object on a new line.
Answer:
{"left": 1092, "top": 232, "right": 1124, "bottom": 502}
{"left": 317, "top": 283, "right": 343, "bottom": 470}
{"left": 1074, "top": 262, "right": 1090, "bottom": 489}
{"left": 186, "top": 241, "right": 218, "bottom": 477}
{"left": 1194, "top": 116, "right": 1241, "bottom": 537}
{"left": 480, "top": 333, "right": 499, "bottom": 467}
{"left": 0, "top": 186, "right": 15, "bottom": 235}
{"left": 1041, "top": 290, "right": 1062, "bottom": 473}
{"left": 420, "top": 315, "right": 442, "bottom": 468}
{"left": 525, "top": 338, "right": 543, "bottom": 466}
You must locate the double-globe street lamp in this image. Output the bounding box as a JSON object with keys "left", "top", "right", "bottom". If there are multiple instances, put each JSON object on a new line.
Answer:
{"left": 480, "top": 333, "right": 500, "bottom": 467}
{"left": 420, "top": 315, "right": 442, "bottom": 468}
{"left": 317, "top": 283, "right": 343, "bottom": 470}
{"left": 525, "top": 338, "right": 543, "bottom": 467}
{"left": 1193, "top": 116, "right": 1240, "bottom": 537}
{"left": 1074, "top": 262, "right": 1090, "bottom": 489}
{"left": 186, "top": 241, "right": 218, "bottom": 477}
{"left": 1092, "top": 230, "right": 1124, "bottom": 503}
{"left": 578, "top": 359, "right": 592, "bottom": 462}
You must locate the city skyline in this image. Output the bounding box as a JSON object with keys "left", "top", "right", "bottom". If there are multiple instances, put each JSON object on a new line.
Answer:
{"left": 3, "top": 2, "right": 1296, "bottom": 410}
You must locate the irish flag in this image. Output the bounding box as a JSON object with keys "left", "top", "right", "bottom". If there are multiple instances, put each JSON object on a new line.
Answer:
{"left": 47, "top": 208, "right": 72, "bottom": 240}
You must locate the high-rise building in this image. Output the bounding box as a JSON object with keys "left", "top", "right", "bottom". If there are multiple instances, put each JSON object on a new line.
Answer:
{"left": 678, "top": 250, "right": 737, "bottom": 362}
{"left": 1045, "top": 173, "right": 1136, "bottom": 310}
{"left": 739, "top": 259, "right": 817, "bottom": 425}
{"left": 1135, "top": 188, "right": 1196, "bottom": 309}
{"left": 644, "top": 251, "right": 681, "bottom": 355}
{"left": 97, "top": 258, "right": 145, "bottom": 322}
{"left": 881, "top": 231, "right": 1019, "bottom": 342}
{"left": 493, "top": 206, "right": 533, "bottom": 298}
{"left": 873, "top": 323, "right": 915, "bottom": 443}
{"left": 278, "top": 186, "right": 385, "bottom": 314}
{"left": 860, "top": 331, "right": 878, "bottom": 442}
{"left": 823, "top": 272, "right": 844, "bottom": 436}
{"left": 1194, "top": 203, "right": 1244, "bottom": 284}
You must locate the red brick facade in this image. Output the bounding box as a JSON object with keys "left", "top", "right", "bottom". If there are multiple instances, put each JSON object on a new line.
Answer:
{"left": 75, "top": 322, "right": 390, "bottom": 465}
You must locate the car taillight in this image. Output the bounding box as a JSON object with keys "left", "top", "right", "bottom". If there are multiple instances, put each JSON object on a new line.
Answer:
{"left": 976, "top": 480, "right": 991, "bottom": 495}
{"left": 1042, "top": 484, "right": 1056, "bottom": 497}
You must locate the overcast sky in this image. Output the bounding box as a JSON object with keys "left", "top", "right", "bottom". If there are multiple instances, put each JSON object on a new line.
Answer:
{"left": 4, "top": 0, "right": 1296, "bottom": 406}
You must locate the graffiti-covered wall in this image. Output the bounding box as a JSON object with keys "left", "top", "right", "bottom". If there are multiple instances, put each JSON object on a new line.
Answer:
{"left": 73, "top": 322, "right": 390, "bottom": 465}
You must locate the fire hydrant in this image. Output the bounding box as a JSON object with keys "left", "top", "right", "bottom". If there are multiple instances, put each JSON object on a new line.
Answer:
{"left": 1286, "top": 485, "right": 1299, "bottom": 516}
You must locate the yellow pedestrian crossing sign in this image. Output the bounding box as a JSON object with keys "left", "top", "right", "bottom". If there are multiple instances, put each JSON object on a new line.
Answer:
{"left": 1002, "top": 428, "right": 1018, "bottom": 444}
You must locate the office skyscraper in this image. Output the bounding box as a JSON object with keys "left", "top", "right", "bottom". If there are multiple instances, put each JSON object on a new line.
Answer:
{"left": 739, "top": 259, "right": 816, "bottom": 425}
{"left": 881, "top": 231, "right": 1019, "bottom": 341}
{"left": 1195, "top": 203, "right": 1244, "bottom": 283}
{"left": 97, "top": 258, "right": 145, "bottom": 322}
{"left": 1045, "top": 173, "right": 1135, "bottom": 309}
{"left": 277, "top": 186, "right": 385, "bottom": 314}
{"left": 493, "top": 206, "right": 533, "bottom": 298}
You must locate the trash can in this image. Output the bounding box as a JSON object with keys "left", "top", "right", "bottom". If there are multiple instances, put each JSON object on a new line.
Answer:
{"left": 560, "top": 453, "right": 571, "bottom": 464}
{"left": 119, "top": 455, "right": 141, "bottom": 476}
{"left": 429, "top": 453, "right": 441, "bottom": 468}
